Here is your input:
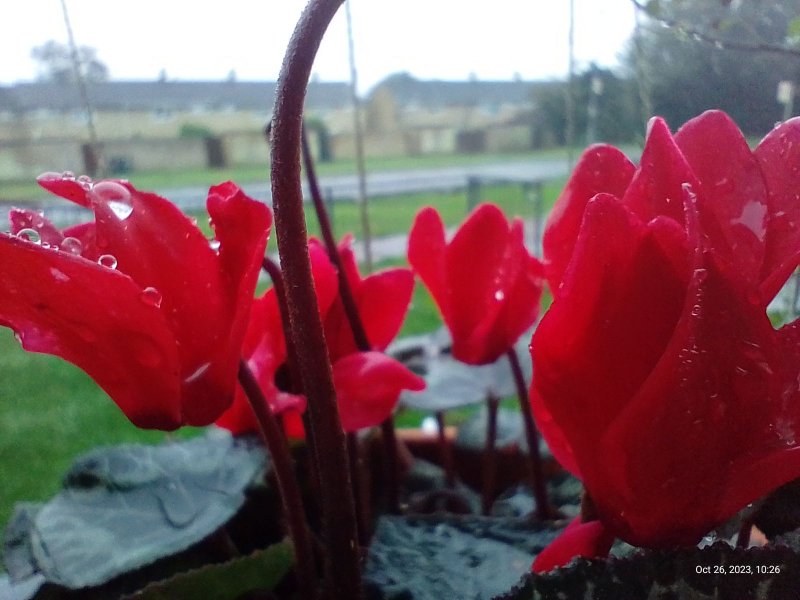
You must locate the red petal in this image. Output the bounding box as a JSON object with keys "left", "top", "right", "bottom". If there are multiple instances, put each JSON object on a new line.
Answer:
{"left": 0, "top": 234, "right": 182, "bottom": 429}
{"left": 532, "top": 195, "right": 690, "bottom": 498}
{"left": 543, "top": 145, "right": 635, "bottom": 292}
{"left": 532, "top": 518, "right": 614, "bottom": 573}
{"left": 322, "top": 235, "right": 411, "bottom": 358}
{"left": 357, "top": 268, "right": 414, "bottom": 350}
{"left": 410, "top": 205, "right": 545, "bottom": 365}
{"left": 9, "top": 209, "right": 65, "bottom": 247}
{"left": 622, "top": 117, "right": 697, "bottom": 225}
{"left": 408, "top": 207, "right": 448, "bottom": 312}
{"left": 282, "top": 410, "right": 306, "bottom": 440}
{"left": 333, "top": 352, "right": 425, "bottom": 432}
{"left": 82, "top": 180, "right": 269, "bottom": 425}
{"left": 326, "top": 267, "right": 414, "bottom": 359}
{"left": 489, "top": 220, "right": 545, "bottom": 359}
{"left": 37, "top": 173, "right": 92, "bottom": 207}
{"left": 308, "top": 240, "right": 340, "bottom": 315}
{"left": 754, "top": 117, "right": 800, "bottom": 299}
{"left": 674, "top": 110, "right": 768, "bottom": 284}
{"left": 62, "top": 222, "right": 102, "bottom": 261}
{"left": 443, "top": 204, "right": 517, "bottom": 364}
{"left": 336, "top": 233, "right": 362, "bottom": 293}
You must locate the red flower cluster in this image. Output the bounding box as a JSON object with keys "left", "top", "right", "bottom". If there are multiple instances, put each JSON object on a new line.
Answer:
{"left": 216, "top": 237, "right": 424, "bottom": 435}
{"left": 408, "top": 203, "right": 545, "bottom": 365}
{"left": 0, "top": 177, "right": 270, "bottom": 430}
{"left": 532, "top": 111, "right": 800, "bottom": 568}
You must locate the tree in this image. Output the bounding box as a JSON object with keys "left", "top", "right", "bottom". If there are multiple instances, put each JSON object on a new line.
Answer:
{"left": 533, "top": 66, "right": 642, "bottom": 147}
{"left": 629, "top": 0, "right": 800, "bottom": 134}
{"left": 31, "top": 41, "right": 109, "bottom": 84}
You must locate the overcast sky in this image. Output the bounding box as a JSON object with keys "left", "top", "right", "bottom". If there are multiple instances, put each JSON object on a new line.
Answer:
{"left": 1, "top": 1, "right": 637, "bottom": 93}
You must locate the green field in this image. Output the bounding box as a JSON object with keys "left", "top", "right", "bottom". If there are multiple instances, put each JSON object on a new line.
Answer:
{"left": 0, "top": 175, "right": 563, "bottom": 538}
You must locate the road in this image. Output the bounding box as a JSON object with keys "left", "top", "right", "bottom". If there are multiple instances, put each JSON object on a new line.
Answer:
{"left": 27, "top": 157, "right": 572, "bottom": 226}
{"left": 159, "top": 157, "right": 571, "bottom": 208}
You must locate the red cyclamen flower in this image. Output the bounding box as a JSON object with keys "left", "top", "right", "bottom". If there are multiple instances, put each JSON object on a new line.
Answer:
{"left": 532, "top": 111, "right": 800, "bottom": 555}
{"left": 408, "top": 203, "right": 545, "bottom": 365}
{"left": 0, "top": 176, "right": 270, "bottom": 430}
{"left": 217, "top": 239, "right": 423, "bottom": 435}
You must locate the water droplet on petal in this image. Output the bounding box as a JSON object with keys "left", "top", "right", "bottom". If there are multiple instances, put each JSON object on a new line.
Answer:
{"left": 494, "top": 290, "right": 505, "bottom": 301}
{"left": 185, "top": 362, "right": 211, "bottom": 384}
{"left": 16, "top": 228, "right": 41, "bottom": 244}
{"left": 13, "top": 332, "right": 23, "bottom": 345}
{"left": 92, "top": 181, "right": 133, "bottom": 220}
{"left": 50, "top": 267, "right": 70, "bottom": 283}
{"left": 209, "top": 239, "right": 221, "bottom": 251}
{"left": 98, "top": 254, "right": 118, "bottom": 269}
{"left": 140, "top": 287, "right": 163, "bottom": 308}
{"left": 61, "top": 237, "right": 83, "bottom": 255}
{"left": 61, "top": 170, "right": 75, "bottom": 180}
{"left": 36, "top": 171, "right": 62, "bottom": 183}
{"left": 77, "top": 174, "right": 94, "bottom": 190}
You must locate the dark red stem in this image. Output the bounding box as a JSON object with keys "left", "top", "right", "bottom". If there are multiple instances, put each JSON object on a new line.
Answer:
{"left": 507, "top": 348, "right": 554, "bottom": 520}
{"left": 737, "top": 515, "right": 754, "bottom": 548}
{"left": 435, "top": 411, "right": 455, "bottom": 488}
{"left": 270, "top": 0, "right": 362, "bottom": 597}
{"left": 481, "top": 395, "right": 500, "bottom": 515}
{"left": 347, "top": 432, "right": 371, "bottom": 546}
{"left": 301, "top": 117, "right": 402, "bottom": 515}
{"left": 237, "top": 360, "right": 318, "bottom": 599}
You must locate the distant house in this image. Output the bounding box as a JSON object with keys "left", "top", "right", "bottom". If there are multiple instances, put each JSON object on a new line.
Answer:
{"left": 0, "top": 74, "right": 560, "bottom": 182}
{"left": 0, "top": 79, "right": 351, "bottom": 141}
{"left": 0, "top": 79, "right": 350, "bottom": 180}
{"left": 336, "top": 72, "right": 555, "bottom": 157}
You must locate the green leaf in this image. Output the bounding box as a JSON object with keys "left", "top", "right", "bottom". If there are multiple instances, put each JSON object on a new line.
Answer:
{"left": 121, "top": 541, "right": 294, "bottom": 600}
{"left": 393, "top": 328, "right": 532, "bottom": 412}
{"left": 364, "top": 515, "right": 563, "bottom": 600}
{"left": 4, "top": 430, "right": 267, "bottom": 589}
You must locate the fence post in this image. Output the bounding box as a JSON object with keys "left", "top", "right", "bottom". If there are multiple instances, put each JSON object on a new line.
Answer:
{"left": 466, "top": 176, "right": 481, "bottom": 213}
{"left": 530, "top": 181, "right": 544, "bottom": 256}
{"left": 325, "top": 187, "right": 335, "bottom": 235}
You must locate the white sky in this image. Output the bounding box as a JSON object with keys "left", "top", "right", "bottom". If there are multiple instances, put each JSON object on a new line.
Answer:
{"left": 0, "top": 1, "right": 637, "bottom": 94}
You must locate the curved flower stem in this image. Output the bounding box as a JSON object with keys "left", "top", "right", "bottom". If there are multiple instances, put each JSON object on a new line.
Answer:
{"left": 270, "top": 0, "right": 362, "bottom": 597}
{"left": 507, "top": 348, "right": 554, "bottom": 520}
{"left": 302, "top": 121, "right": 403, "bottom": 515}
{"left": 481, "top": 395, "right": 500, "bottom": 515}
{"left": 237, "top": 360, "right": 318, "bottom": 600}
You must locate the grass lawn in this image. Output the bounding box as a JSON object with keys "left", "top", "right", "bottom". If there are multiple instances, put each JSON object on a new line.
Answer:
{"left": 0, "top": 174, "right": 564, "bottom": 543}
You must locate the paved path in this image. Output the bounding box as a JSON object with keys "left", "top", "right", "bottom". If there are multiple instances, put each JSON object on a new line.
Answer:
{"left": 20, "top": 157, "right": 570, "bottom": 227}
{"left": 156, "top": 157, "right": 570, "bottom": 209}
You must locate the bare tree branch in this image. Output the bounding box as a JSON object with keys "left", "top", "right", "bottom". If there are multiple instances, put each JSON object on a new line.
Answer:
{"left": 630, "top": 0, "right": 800, "bottom": 57}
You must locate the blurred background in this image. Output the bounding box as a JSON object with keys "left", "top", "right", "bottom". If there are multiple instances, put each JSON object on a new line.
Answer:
{"left": 2, "top": 0, "right": 797, "bottom": 201}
